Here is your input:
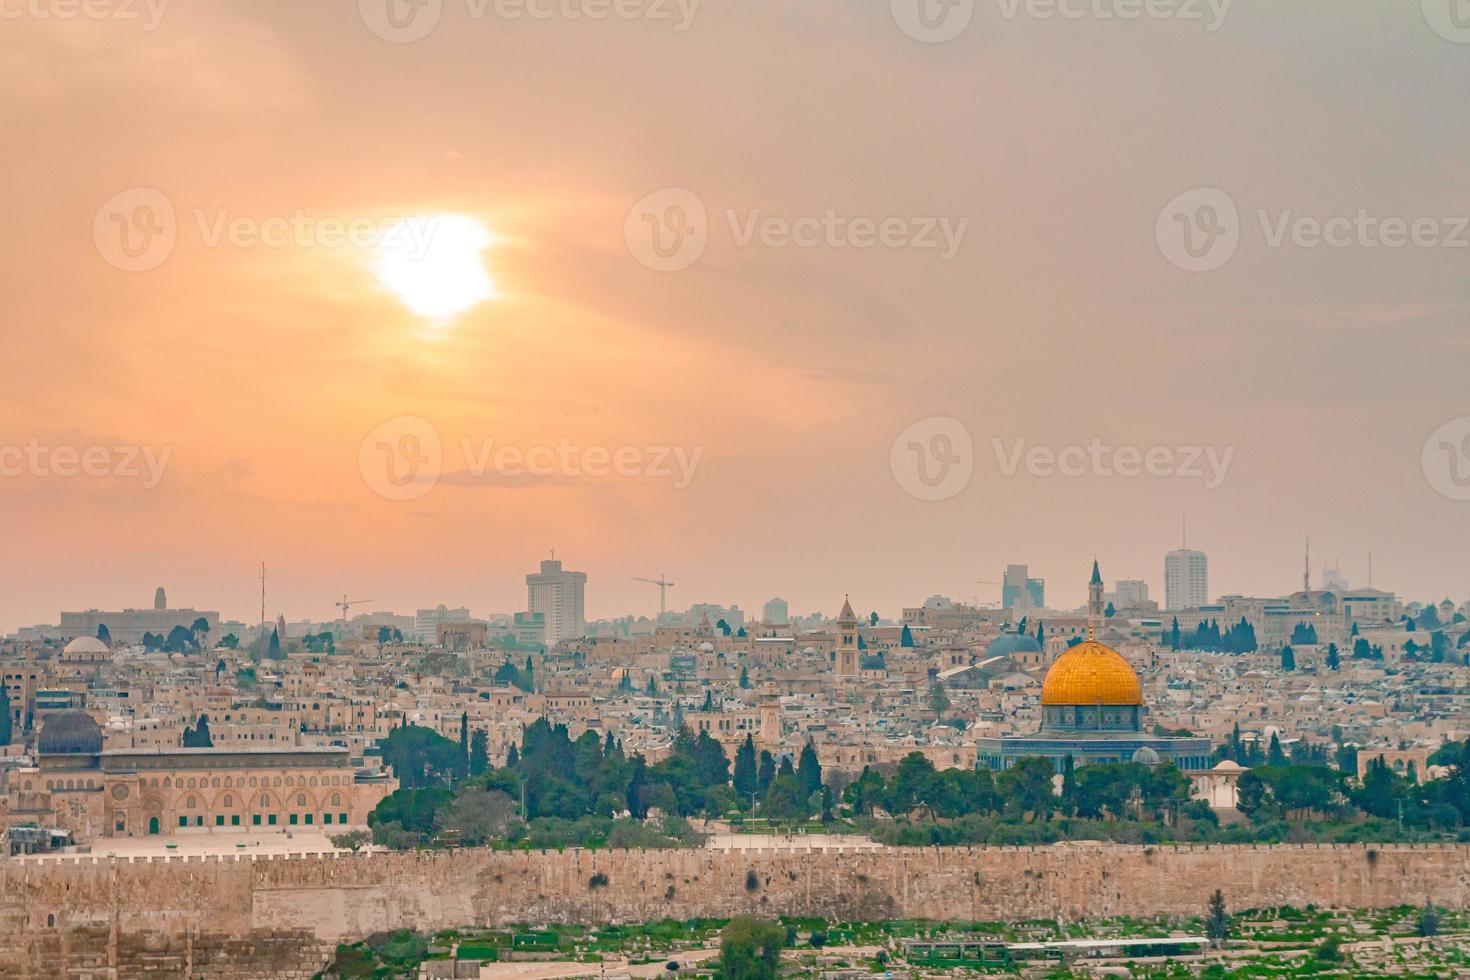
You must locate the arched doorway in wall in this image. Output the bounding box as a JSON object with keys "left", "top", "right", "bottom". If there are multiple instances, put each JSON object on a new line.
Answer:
{"left": 148, "top": 816, "right": 160, "bottom": 835}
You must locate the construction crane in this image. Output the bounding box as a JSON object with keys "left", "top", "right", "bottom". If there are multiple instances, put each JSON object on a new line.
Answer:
{"left": 973, "top": 580, "right": 1002, "bottom": 608}
{"left": 634, "top": 575, "right": 675, "bottom": 616}
{"left": 335, "top": 594, "right": 374, "bottom": 623}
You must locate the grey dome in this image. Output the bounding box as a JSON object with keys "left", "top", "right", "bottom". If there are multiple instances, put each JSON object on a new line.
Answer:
{"left": 1131, "top": 745, "right": 1161, "bottom": 766}
{"left": 986, "top": 633, "right": 1043, "bottom": 658}
{"left": 38, "top": 710, "right": 103, "bottom": 755}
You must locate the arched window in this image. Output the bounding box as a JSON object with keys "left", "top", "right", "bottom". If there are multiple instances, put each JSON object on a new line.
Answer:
{"left": 330, "top": 793, "right": 341, "bottom": 806}
{"left": 260, "top": 794, "right": 269, "bottom": 806}
{"left": 223, "top": 795, "right": 233, "bottom": 808}
{"left": 186, "top": 795, "right": 196, "bottom": 809}
{"left": 296, "top": 793, "right": 306, "bottom": 806}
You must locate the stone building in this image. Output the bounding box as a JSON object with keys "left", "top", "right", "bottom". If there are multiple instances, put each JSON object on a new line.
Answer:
{"left": 4, "top": 710, "right": 394, "bottom": 840}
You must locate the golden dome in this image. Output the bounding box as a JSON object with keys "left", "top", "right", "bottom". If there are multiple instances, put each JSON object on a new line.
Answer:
{"left": 1040, "top": 640, "right": 1142, "bottom": 706}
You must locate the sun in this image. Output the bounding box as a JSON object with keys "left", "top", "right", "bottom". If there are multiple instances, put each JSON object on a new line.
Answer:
{"left": 372, "top": 214, "right": 495, "bottom": 320}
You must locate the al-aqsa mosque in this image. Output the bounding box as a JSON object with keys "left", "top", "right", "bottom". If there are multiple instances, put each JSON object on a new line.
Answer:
{"left": 978, "top": 562, "right": 1212, "bottom": 773}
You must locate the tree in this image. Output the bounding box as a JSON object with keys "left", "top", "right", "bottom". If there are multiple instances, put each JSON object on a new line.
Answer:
{"left": 1104, "top": 601, "right": 1116, "bottom": 619}
{"left": 739, "top": 666, "right": 751, "bottom": 689}
{"left": 1326, "top": 642, "right": 1340, "bottom": 671}
{"left": 1170, "top": 617, "right": 1181, "bottom": 651}
{"left": 1417, "top": 900, "right": 1441, "bottom": 937}
{"left": 267, "top": 627, "right": 283, "bottom": 661}
{"left": 762, "top": 773, "right": 807, "bottom": 822}
{"left": 1267, "top": 733, "right": 1287, "bottom": 766}
{"left": 96, "top": 623, "right": 112, "bottom": 646}
{"left": 928, "top": 683, "right": 950, "bottom": 721}
{"left": 433, "top": 788, "right": 515, "bottom": 846}
{"left": 469, "top": 729, "right": 489, "bottom": 776}
{"left": 1280, "top": 646, "right": 1296, "bottom": 672}
{"left": 997, "top": 756, "right": 1057, "bottom": 822}
{"left": 796, "top": 741, "right": 823, "bottom": 800}
{"left": 756, "top": 751, "right": 776, "bottom": 795}
{"left": 1206, "top": 890, "right": 1230, "bottom": 946}
{"left": 717, "top": 918, "right": 785, "bottom": 980}
{"left": 733, "top": 735, "right": 758, "bottom": 801}
{"left": 0, "top": 687, "right": 10, "bottom": 746}
{"left": 183, "top": 714, "right": 213, "bottom": 748}
{"left": 459, "top": 711, "right": 470, "bottom": 776}
{"left": 330, "top": 829, "right": 372, "bottom": 853}
{"left": 900, "top": 624, "right": 914, "bottom": 647}
{"left": 869, "top": 611, "right": 879, "bottom": 627}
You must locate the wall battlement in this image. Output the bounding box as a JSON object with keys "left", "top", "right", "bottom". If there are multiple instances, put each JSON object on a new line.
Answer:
{"left": 3, "top": 844, "right": 1469, "bottom": 978}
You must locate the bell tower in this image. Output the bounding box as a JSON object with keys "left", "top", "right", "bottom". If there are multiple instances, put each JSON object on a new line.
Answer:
{"left": 835, "top": 596, "right": 859, "bottom": 677}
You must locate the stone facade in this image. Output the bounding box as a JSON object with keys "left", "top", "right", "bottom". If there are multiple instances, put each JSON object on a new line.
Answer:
{"left": 3, "top": 844, "right": 1470, "bottom": 977}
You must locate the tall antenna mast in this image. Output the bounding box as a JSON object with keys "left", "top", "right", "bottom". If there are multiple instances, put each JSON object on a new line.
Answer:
{"left": 1181, "top": 514, "right": 1187, "bottom": 549}
{"left": 260, "top": 562, "right": 266, "bottom": 637}
{"left": 1303, "top": 538, "right": 1311, "bottom": 593}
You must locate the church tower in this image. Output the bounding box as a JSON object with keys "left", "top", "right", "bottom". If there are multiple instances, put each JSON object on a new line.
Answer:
{"left": 835, "top": 596, "right": 859, "bottom": 677}
{"left": 1088, "top": 559, "right": 1105, "bottom": 624}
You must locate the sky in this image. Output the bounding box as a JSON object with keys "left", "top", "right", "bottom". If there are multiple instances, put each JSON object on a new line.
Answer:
{"left": 2, "top": 0, "right": 1469, "bottom": 630}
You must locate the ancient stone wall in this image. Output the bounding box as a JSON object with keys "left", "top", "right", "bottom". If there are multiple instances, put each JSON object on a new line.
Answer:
{"left": 3, "top": 844, "right": 1469, "bottom": 978}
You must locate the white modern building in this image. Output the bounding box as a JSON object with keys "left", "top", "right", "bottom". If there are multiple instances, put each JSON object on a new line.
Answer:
{"left": 526, "top": 558, "right": 587, "bottom": 646}
{"left": 1165, "top": 549, "right": 1209, "bottom": 610}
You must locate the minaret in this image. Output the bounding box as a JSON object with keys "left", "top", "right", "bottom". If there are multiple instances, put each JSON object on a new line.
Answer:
{"left": 1088, "top": 559, "right": 1105, "bottom": 634}
{"left": 835, "top": 596, "right": 859, "bottom": 677}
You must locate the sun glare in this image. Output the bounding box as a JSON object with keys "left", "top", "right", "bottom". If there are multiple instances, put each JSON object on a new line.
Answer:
{"left": 372, "top": 214, "right": 495, "bottom": 320}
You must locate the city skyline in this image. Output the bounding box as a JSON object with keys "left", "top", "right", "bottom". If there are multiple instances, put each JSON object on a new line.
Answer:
{"left": 6, "top": 541, "right": 1440, "bottom": 638}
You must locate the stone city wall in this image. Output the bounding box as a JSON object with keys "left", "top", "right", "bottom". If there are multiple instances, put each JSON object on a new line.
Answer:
{"left": 2, "top": 843, "right": 1469, "bottom": 978}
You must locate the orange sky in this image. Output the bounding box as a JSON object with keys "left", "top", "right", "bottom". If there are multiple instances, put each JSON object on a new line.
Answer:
{"left": 2, "top": 2, "right": 1468, "bottom": 629}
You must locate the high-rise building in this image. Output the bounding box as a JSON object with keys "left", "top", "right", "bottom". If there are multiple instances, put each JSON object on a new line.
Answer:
{"left": 526, "top": 557, "right": 587, "bottom": 646}
{"left": 414, "top": 605, "right": 472, "bottom": 642}
{"left": 762, "top": 597, "right": 789, "bottom": 625}
{"left": 1002, "top": 564, "right": 1045, "bottom": 610}
{"left": 1113, "top": 580, "right": 1149, "bottom": 608}
{"left": 1165, "top": 549, "right": 1208, "bottom": 610}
